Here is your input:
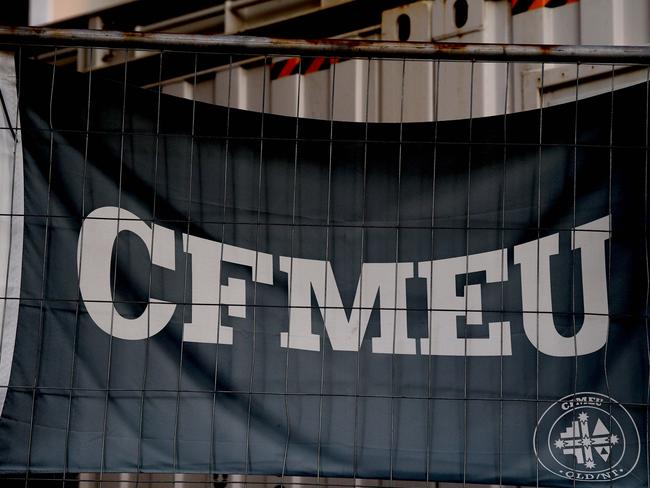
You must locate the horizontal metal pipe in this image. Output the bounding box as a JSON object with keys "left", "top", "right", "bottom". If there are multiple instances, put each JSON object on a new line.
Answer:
{"left": 1, "top": 26, "right": 650, "bottom": 64}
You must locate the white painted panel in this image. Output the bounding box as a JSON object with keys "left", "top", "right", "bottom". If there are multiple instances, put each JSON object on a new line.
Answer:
{"left": 616, "top": 0, "right": 650, "bottom": 45}
{"left": 381, "top": 1, "right": 435, "bottom": 122}
{"left": 194, "top": 78, "right": 214, "bottom": 104}
{"left": 162, "top": 80, "right": 193, "bottom": 101}
{"left": 301, "top": 68, "right": 332, "bottom": 119}
{"left": 581, "top": 0, "right": 616, "bottom": 45}
{"left": 215, "top": 66, "right": 248, "bottom": 110}
{"left": 422, "top": 0, "right": 511, "bottom": 120}
{"left": 332, "top": 59, "right": 368, "bottom": 122}
{"left": 270, "top": 72, "right": 300, "bottom": 118}
{"left": 246, "top": 65, "right": 271, "bottom": 114}
{"left": 431, "top": 0, "right": 484, "bottom": 41}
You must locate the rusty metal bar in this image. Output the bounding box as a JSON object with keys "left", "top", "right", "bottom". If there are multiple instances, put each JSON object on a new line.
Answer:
{"left": 1, "top": 26, "right": 650, "bottom": 63}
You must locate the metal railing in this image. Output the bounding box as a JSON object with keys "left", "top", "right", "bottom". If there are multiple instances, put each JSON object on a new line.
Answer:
{"left": 2, "top": 26, "right": 650, "bottom": 63}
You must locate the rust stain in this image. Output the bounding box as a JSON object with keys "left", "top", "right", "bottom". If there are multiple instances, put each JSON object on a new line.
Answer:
{"left": 0, "top": 26, "right": 647, "bottom": 64}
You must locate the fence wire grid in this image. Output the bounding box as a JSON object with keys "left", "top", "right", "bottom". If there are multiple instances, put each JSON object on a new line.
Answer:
{"left": 0, "top": 28, "right": 648, "bottom": 488}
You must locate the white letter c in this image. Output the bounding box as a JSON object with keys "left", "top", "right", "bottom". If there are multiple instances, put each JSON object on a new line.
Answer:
{"left": 77, "top": 206, "right": 176, "bottom": 340}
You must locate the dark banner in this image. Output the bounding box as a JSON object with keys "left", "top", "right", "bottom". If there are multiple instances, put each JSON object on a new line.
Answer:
{"left": 0, "top": 58, "right": 649, "bottom": 487}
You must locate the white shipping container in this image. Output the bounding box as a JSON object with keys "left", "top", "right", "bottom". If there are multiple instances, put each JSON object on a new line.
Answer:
{"left": 160, "top": 0, "right": 650, "bottom": 122}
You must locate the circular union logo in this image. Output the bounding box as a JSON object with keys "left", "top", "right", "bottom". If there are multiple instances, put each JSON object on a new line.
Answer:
{"left": 533, "top": 392, "right": 640, "bottom": 482}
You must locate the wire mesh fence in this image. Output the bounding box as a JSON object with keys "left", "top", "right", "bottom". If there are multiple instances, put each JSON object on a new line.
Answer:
{"left": 0, "top": 27, "right": 648, "bottom": 488}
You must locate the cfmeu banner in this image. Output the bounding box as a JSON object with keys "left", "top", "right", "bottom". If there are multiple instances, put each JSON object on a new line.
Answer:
{"left": 0, "top": 57, "right": 648, "bottom": 487}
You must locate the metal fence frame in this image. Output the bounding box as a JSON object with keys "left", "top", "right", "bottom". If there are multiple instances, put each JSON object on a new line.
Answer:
{"left": 0, "top": 26, "right": 648, "bottom": 488}
{"left": 2, "top": 26, "right": 650, "bottom": 64}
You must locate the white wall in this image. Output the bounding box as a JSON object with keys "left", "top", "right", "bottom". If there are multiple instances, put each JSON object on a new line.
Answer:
{"left": 29, "top": 0, "right": 137, "bottom": 26}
